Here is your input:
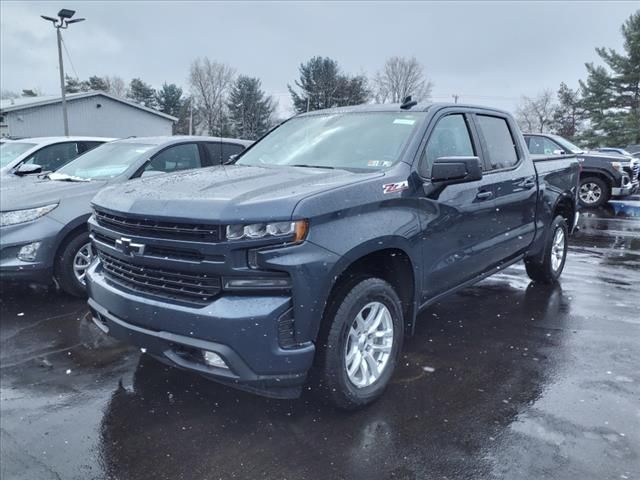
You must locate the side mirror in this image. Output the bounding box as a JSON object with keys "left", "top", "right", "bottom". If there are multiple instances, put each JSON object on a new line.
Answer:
{"left": 430, "top": 156, "right": 482, "bottom": 185}
{"left": 552, "top": 149, "right": 566, "bottom": 155}
{"left": 15, "top": 163, "right": 43, "bottom": 175}
{"left": 140, "top": 170, "right": 165, "bottom": 178}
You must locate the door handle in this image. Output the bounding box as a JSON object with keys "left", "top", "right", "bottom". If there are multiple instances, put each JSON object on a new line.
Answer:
{"left": 521, "top": 178, "right": 536, "bottom": 189}
{"left": 476, "top": 191, "right": 493, "bottom": 201}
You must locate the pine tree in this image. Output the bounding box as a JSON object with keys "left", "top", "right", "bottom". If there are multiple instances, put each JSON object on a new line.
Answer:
{"left": 227, "top": 76, "right": 276, "bottom": 140}
{"left": 127, "top": 78, "right": 157, "bottom": 109}
{"left": 580, "top": 11, "right": 640, "bottom": 146}
{"left": 65, "top": 75, "right": 89, "bottom": 93}
{"left": 156, "top": 83, "right": 184, "bottom": 117}
{"left": 288, "top": 56, "right": 370, "bottom": 113}
{"left": 87, "top": 75, "right": 109, "bottom": 92}
{"left": 552, "top": 83, "right": 584, "bottom": 140}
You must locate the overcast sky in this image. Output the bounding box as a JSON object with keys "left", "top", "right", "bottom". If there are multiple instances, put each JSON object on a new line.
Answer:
{"left": 1, "top": 1, "right": 638, "bottom": 116}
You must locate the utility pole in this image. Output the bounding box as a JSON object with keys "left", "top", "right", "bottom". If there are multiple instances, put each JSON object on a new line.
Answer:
{"left": 41, "top": 9, "right": 85, "bottom": 136}
{"left": 452, "top": 94, "right": 459, "bottom": 104}
{"left": 189, "top": 98, "right": 193, "bottom": 135}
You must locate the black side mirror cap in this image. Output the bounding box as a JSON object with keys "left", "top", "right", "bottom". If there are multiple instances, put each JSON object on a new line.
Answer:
{"left": 15, "top": 163, "right": 43, "bottom": 175}
{"left": 430, "top": 156, "right": 482, "bottom": 185}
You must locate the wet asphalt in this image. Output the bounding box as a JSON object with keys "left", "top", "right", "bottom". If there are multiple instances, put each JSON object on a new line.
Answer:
{"left": 1, "top": 203, "right": 639, "bottom": 480}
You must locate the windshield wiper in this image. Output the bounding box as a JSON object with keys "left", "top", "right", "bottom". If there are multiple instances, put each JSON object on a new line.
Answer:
{"left": 47, "top": 172, "right": 90, "bottom": 182}
{"left": 290, "top": 164, "right": 335, "bottom": 170}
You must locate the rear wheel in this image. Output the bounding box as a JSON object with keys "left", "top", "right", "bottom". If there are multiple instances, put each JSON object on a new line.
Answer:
{"left": 315, "top": 277, "right": 404, "bottom": 410}
{"left": 578, "top": 176, "right": 609, "bottom": 208}
{"left": 525, "top": 215, "right": 568, "bottom": 284}
{"left": 55, "top": 231, "right": 93, "bottom": 297}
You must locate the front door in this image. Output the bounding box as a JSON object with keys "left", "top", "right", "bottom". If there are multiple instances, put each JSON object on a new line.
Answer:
{"left": 416, "top": 112, "right": 501, "bottom": 302}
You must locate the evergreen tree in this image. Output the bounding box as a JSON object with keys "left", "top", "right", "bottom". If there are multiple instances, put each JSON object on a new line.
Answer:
{"left": 87, "top": 75, "right": 109, "bottom": 92}
{"left": 127, "top": 78, "right": 157, "bottom": 108}
{"left": 156, "top": 83, "right": 184, "bottom": 117}
{"left": 579, "top": 11, "right": 640, "bottom": 146}
{"left": 65, "top": 75, "right": 89, "bottom": 93}
{"left": 227, "top": 76, "right": 276, "bottom": 140}
{"left": 552, "top": 83, "right": 584, "bottom": 140}
{"left": 288, "top": 56, "right": 370, "bottom": 113}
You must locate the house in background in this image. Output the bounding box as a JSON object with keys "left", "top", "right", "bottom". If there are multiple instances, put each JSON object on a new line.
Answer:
{"left": 0, "top": 91, "right": 177, "bottom": 138}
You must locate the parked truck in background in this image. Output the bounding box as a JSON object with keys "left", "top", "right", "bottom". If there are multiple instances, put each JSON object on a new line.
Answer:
{"left": 86, "top": 102, "right": 580, "bottom": 409}
{"left": 524, "top": 133, "right": 639, "bottom": 207}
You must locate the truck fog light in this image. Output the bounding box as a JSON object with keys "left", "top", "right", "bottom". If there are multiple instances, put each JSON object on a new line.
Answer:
{"left": 17, "top": 242, "right": 41, "bottom": 262}
{"left": 203, "top": 351, "right": 229, "bottom": 369}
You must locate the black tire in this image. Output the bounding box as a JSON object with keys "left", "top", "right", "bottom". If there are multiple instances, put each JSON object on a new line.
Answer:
{"left": 578, "top": 176, "right": 610, "bottom": 208}
{"left": 315, "top": 277, "right": 404, "bottom": 410}
{"left": 525, "top": 215, "right": 568, "bottom": 284}
{"left": 55, "top": 231, "right": 93, "bottom": 297}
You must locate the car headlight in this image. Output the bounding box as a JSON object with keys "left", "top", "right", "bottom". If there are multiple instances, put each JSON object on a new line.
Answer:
{"left": 0, "top": 203, "right": 58, "bottom": 227}
{"left": 226, "top": 220, "right": 308, "bottom": 242}
{"left": 611, "top": 161, "right": 622, "bottom": 171}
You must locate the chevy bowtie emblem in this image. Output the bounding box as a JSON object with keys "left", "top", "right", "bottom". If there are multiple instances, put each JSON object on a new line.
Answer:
{"left": 115, "top": 237, "right": 146, "bottom": 256}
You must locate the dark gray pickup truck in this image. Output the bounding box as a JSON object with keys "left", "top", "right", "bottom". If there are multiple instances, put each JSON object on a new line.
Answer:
{"left": 524, "top": 133, "right": 639, "bottom": 207}
{"left": 86, "top": 102, "right": 580, "bottom": 409}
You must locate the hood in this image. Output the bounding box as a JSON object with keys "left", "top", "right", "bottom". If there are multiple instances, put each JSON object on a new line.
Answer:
{"left": 92, "top": 165, "right": 383, "bottom": 222}
{"left": 0, "top": 177, "right": 105, "bottom": 212}
{"left": 582, "top": 151, "right": 633, "bottom": 163}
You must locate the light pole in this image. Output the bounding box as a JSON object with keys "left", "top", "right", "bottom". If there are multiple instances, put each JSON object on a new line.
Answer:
{"left": 41, "top": 9, "right": 85, "bottom": 136}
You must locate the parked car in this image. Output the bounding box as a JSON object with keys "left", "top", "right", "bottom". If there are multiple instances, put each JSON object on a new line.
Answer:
{"left": 86, "top": 103, "right": 580, "bottom": 409}
{"left": 0, "top": 136, "right": 252, "bottom": 296}
{"left": 0, "top": 136, "right": 113, "bottom": 178}
{"left": 595, "top": 147, "right": 640, "bottom": 160}
{"left": 524, "top": 133, "right": 639, "bottom": 207}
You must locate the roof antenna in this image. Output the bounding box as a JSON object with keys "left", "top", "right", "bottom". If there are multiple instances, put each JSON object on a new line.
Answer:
{"left": 400, "top": 95, "right": 417, "bottom": 110}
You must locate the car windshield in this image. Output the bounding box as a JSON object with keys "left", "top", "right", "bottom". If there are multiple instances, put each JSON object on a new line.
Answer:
{"left": 0, "top": 142, "right": 36, "bottom": 166}
{"left": 54, "top": 142, "right": 154, "bottom": 180}
{"left": 236, "top": 112, "right": 426, "bottom": 171}
{"left": 551, "top": 135, "right": 583, "bottom": 154}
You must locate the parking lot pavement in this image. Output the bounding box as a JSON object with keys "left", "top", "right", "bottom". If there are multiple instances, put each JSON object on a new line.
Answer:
{"left": 1, "top": 206, "right": 638, "bottom": 480}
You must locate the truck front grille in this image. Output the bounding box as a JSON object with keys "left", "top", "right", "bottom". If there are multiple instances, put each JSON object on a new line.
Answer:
{"left": 94, "top": 209, "right": 221, "bottom": 242}
{"left": 98, "top": 251, "right": 221, "bottom": 304}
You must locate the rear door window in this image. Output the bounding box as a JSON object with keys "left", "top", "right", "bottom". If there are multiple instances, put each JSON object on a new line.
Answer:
{"left": 475, "top": 115, "right": 519, "bottom": 170}
{"left": 145, "top": 143, "right": 202, "bottom": 173}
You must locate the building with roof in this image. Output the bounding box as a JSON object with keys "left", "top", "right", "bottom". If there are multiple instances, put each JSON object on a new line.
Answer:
{"left": 0, "top": 91, "right": 177, "bottom": 139}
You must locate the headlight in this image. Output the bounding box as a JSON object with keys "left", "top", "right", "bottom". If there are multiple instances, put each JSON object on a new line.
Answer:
{"left": 611, "top": 161, "right": 622, "bottom": 171}
{"left": 226, "top": 220, "right": 308, "bottom": 242}
{"left": 0, "top": 203, "right": 58, "bottom": 227}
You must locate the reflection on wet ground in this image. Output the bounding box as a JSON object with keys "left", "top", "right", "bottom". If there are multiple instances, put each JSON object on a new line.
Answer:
{"left": 1, "top": 205, "right": 639, "bottom": 480}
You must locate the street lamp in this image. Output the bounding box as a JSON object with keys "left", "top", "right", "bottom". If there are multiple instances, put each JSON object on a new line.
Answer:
{"left": 41, "top": 9, "right": 85, "bottom": 136}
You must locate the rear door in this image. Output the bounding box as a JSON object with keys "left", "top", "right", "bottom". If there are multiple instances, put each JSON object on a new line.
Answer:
{"left": 417, "top": 110, "right": 500, "bottom": 300}
{"left": 473, "top": 114, "right": 537, "bottom": 260}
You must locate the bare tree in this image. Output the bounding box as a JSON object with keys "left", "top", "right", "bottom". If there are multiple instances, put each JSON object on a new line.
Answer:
{"left": 516, "top": 90, "right": 557, "bottom": 133}
{"left": 105, "top": 76, "right": 126, "bottom": 97}
{"left": 189, "top": 58, "right": 235, "bottom": 136}
{"left": 373, "top": 56, "right": 433, "bottom": 103}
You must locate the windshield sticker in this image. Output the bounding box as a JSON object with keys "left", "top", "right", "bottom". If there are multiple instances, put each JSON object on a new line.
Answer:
{"left": 393, "top": 119, "right": 415, "bottom": 125}
{"left": 368, "top": 160, "right": 394, "bottom": 167}
{"left": 383, "top": 181, "right": 409, "bottom": 194}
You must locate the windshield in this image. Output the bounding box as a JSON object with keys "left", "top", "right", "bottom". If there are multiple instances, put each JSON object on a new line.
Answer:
{"left": 236, "top": 112, "right": 426, "bottom": 170}
{"left": 55, "top": 142, "right": 154, "bottom": 180}
{"left": 551, "top": 135, "right": 583, "bottom": 154}
{"left": 0, "top": 142, "right": 36, "bottom": 167}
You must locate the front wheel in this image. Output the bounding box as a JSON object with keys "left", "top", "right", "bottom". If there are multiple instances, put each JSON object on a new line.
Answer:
{"left": 525, "top": 215, "right": 568, "bottom": 284}
{"left": 578, "top": 176, "right": 609, "bottom": 208}
{"left": 316, "top": 277, "right": 404, "bottom": 410}
{"left": 55, "top": 231, "right": 94, "bottom": 297}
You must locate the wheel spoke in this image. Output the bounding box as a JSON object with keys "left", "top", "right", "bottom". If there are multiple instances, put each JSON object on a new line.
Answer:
{"left": 347, "top": 350, "right": 361, "bottom": 376}
{"left": 364, "top": 352, "right": 380, "bottom": 381}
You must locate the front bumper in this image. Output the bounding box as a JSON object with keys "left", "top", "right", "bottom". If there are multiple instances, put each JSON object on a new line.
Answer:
{"left": 0, "top": 216, "right": 62, "bottom": 284}
{"left": 612, "top": 178, "right": 639, "bottom": 197}
{"left": 86, "top": 263, "right": 316, "bottom": 399}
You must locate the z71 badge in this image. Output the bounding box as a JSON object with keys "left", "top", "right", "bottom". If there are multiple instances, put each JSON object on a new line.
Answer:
{"left": 382, "top": 181, "right": 409, "bottom": 194}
